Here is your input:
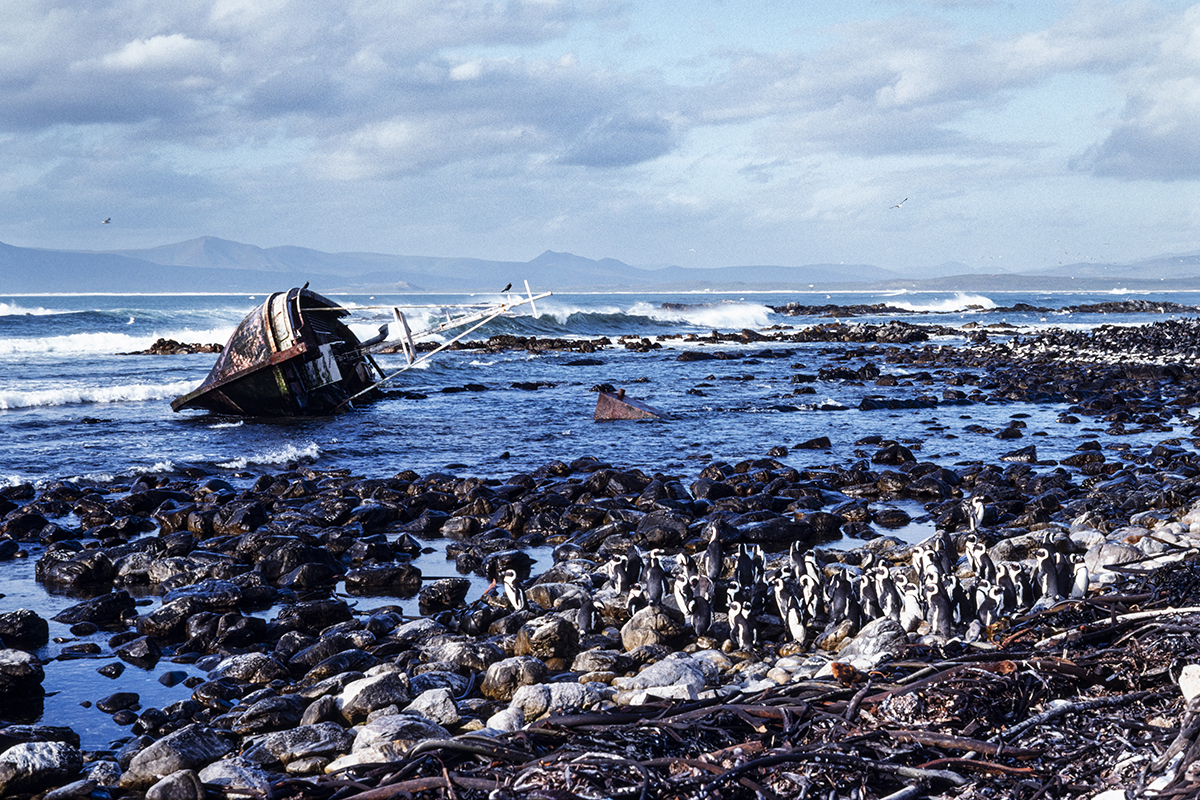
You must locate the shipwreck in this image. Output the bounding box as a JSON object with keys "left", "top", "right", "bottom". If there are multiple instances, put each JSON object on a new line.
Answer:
{"left": 172, "top": 284, "right": 550, "bottom": 417}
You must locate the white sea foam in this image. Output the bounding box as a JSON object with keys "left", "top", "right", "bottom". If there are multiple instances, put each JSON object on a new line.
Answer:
{"left": 216, "top": 442, "right": 321, "bottom": 470}
{"left": 0, "top": 380, "right": 197, "bottom": 410}
{"left": 627, "top": 300, "right": 775, "bottom": 329}
{"left": 0, "top": 301, "right": 65, "bottom": 316}
{"left": 890, "top": 293, "right": 997, "bottom": 313}
{"left": 209, "top": 421, "right": 244, "bottom": 429}
{"left": 0, "top": 327, "right": 234, "bottom": 356}
{"left": 132, "top": 461, "right": 176, "bottom": 475}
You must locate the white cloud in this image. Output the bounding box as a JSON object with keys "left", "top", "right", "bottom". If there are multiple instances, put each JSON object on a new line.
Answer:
{"left": 97, "top": 34, "right": 219, "bottom": 73}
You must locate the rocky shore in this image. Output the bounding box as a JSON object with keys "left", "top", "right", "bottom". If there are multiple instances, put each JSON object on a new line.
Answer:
{"left": 5, "top": 318, "right": 1200, "bottom": 798}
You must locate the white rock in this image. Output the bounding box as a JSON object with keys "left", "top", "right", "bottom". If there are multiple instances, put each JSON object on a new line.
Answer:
{"left": 405, "top": 687, "right": 460, "bottom": 727}
{"left": 1179, "top": 664, "right": 1200, "bottom": 704}
{"left": 485, "top": 706, "right": 524, "bottom": 733}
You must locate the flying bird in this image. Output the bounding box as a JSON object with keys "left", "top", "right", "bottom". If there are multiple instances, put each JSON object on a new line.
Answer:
{"left": 102, "top": 218, "right": 111, "bottom": 224}
{"left": 890, "top": 198, "right": 907, "bottom": 209}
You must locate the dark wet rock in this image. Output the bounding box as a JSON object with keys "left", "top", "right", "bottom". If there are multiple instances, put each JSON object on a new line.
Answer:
{"left": 241, "top": 721, "right": 354, "bottom": 768}
{"left": 279, "top": 562, "right": 341, "bottom": 589}
{"left": 162, "top": 579, "right": 243, "bottom": 611}
{"left": 53, "top": 591, "right": 135, "bottom": 629}
{"left": 233, "top": 694, "right": 306, "bottom": 734}
{"left": 0, "top": 741, "right": 83, "bottom": 796}
{"left": 480, "top": 549, "right": 536, "bottom": 584}
{"left": 305, "top": 650, "right": 380, "bottom": 684}
{"left": 344, "top": 563, "right": 422, "bottom": 594}
{"left": 119, "top": 724, "right": 233, "bottom": 789}
{"left": 43, "top": 777, "right": 99, "bottom": 800}
{"left": 481, "top": 656, "right": 547, "bottom": 701}
{"left": 192, "top": 678, "right": 242, "bottom": 712}
{"left": 274, "top": 599, "right": 353, "bottom": 633}
{"left": 210, "top": 653, "right": 289, "bottom": 685}
{"left": 337, "top": 670, "right": 411, "bottom": 723}
{"left": 38, "top": 548, "right": 116, "bottom": 586}
{"left": 2, "top": 511, "right": 51, "bottom": 541}
{"left": 633, "top": 510, "right": 691, "bottom": 548}
{"left": 137, "top": 598, "right": 198, "bottom": 640}
{"left": 0, "top": 726, "right": 80, "bottom": 752}
{"left": 0, "top": 609, "right": 49, "bottom": 650}
{"left": 418, "top": 578, "right": 471, "bottom": 614}
{"left": 97, "top": 692, "right": 140, "bottom": 713}
{"left": 0, "top": 649, "right": 45, "bottom": 696}
{"left": 115, "top": 636, "right": 162, "bottom": 668}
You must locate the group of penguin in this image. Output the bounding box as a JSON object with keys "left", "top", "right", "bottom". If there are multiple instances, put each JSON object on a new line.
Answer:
{"left": 482, "top": 500, "right": 1092, "bottom": 652}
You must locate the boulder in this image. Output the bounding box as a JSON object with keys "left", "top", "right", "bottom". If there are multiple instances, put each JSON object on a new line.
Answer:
{"left": 119, "top": 724, "right": 233, "bottom": 789}
{"left": 405, "top": 688, "right": 460, "bottom": 727}
{"left": 241, "top": 722, "right": 355, "bottom": 767}
{"left": 0, "top": 649, "right": 45, "bottom": 696}
{"left": 481, "top": 656, "right": 547, "bottom": 702}
{"left": 145, "top": 769, "right": 205, "bottom": 800}
{"left": 620, "top": 606, "right": 687, "bottom": 651}
{"left": 0, "top": 610, "right": 49, "bottom": 650}
{"left": 0, "top": 741, "right": 83, "bottom": 796}
{"left": 337, "top": 671, "right": 411, "bottom": 723}
{"left": 515, "top": 615, "right": 580, "bottom": 661}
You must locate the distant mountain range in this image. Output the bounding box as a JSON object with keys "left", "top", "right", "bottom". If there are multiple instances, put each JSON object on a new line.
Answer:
{"left": 2, "top": 235, "right": 1200, "bottom": 293}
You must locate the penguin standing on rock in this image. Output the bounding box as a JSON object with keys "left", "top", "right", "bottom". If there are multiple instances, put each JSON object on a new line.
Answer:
{"left": 729, "top": 599, "right": 756, "bottom": 651}
{"left": 689, "top": 594, "right": 712, "bottom": 638}
{"left": 627, "top": 584, "right": 648, "bottom": 616}
{"left": 611, "top": 554, "right": 632, "bottom": 594}
{"left": 644, "top": 550, "right": 665, "bottom": 606}
{"left": 501, "top": 568, "right": 527, "bottom": 612}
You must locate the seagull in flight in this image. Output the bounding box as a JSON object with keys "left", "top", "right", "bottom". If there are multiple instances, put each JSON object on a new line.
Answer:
{"left": 102, "top": 218, "right": 111, "bottom": 224}
{"left": 890, "top": 198, "right": 907, "bottom": 209}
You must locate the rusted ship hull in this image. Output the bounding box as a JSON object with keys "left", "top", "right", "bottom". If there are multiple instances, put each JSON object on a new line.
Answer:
{"left": 594, "top": 390, "right": 664, "bottom": 421}
{"left": 171, "top": 288, "right": 382, "bottom": 417}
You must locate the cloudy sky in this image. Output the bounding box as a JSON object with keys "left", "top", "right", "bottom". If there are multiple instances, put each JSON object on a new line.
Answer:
{"left": 4, "top": 0, "right": 1200, "bottom": 273}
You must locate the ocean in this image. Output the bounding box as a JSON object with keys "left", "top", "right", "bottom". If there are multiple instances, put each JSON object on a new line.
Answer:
{"left": 2, "top": 285, "right": 1199, "bottom": 749}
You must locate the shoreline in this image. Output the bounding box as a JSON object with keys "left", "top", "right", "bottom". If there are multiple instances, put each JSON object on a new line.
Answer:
{"left": 4, "top": 320, "right": 1200, "bottom": 796}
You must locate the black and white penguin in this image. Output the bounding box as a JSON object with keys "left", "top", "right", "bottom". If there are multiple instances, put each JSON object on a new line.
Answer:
{"left": 1035, "top": 547, "right": 1062, "bottom": 601}
{"left": 734, "top": 543, "right": 755, "bottom": 588}
{"left": 501, "top": 568, "right": 527, "bottom": 612}
{"left": 689, "top": 594, "right": 712, "bottom": 638}
{"left": 1069, "top": 555, "right": 1089, "bottom": 599}
{"left": 576, "top": 596, "right": 597, "bottom": 635}
{"left": 828, "top": 570, "right": 860, "bottom": 628}
{"left": 704, "top": 528, "right": 723, "bottom": 584}
{"left": 875, "top": 566, "right": 901, "bottom": 621}
{"left": 626, "top": 545, "right": 644, "bottom": 588}
{"left": 858, "top": 571, "right": 882, "bottom": 621}
{"left": 627, "top": 583, "right": 648, "bottom": 616}
{"left": 964, "top": 495, "right": 987, "bottom": 532}
{"left": 672, "top": 573, "right": 693, "bottom": 620}
{"left": 924, "top": 578, "right": 954, "bottom": 638}
{"left": 729, "top": 599, "right": 756, "bottom": 651}
{"left": 611, "top": 554, "right": 632, "bottom": 594}
{"left": 644, "top": 550, "right": 665, "bottom": 606}
{"left": 798, "top": 573, "right": 823, "bottom": 622}
{"left": 897, "top": 577, "right": 924, "bottom": 634}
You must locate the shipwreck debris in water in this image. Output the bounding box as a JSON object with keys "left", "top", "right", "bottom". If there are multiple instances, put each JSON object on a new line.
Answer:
{"left": 594, "top": 388, "right": 665, "bottom": 421}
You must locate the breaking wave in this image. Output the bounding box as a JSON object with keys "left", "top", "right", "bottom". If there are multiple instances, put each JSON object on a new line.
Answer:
{"left": 215, "top": 442, "right": 322, "bottom": 470}
{"left": 890, "top": 293, "right": 997, "bottom": 313}
{"left": 0, "top": 380, "right": 197, "bottom": 410}
{"left": 0, "top": 328, "right": 233, "bottom": 356}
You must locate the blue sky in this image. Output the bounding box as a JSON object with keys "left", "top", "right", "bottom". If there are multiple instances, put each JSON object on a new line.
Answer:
{"left": 3, "top": 0, "right": 1200, "bottom": 275}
